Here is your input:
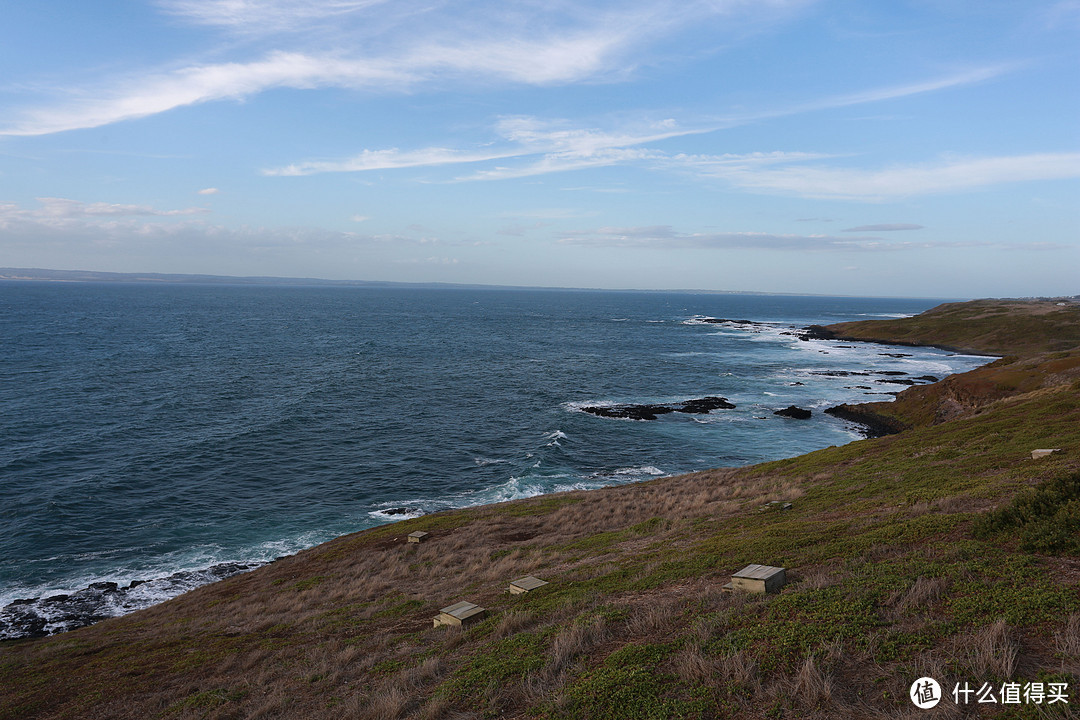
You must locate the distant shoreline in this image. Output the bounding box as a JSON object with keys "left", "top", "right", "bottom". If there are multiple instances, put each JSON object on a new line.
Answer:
{"left": 0, "top": 267, "right": 969, "bottom": 300}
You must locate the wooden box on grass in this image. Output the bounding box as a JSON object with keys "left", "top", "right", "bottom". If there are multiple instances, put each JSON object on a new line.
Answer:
{"left": 433, "top": 601, "right": 486, "bottom": 628}
{"left": 509, "top": 576, "right": 548, "bottom": 595}
{"left": 725, "top": 564, "right": 786, "bottom": 594}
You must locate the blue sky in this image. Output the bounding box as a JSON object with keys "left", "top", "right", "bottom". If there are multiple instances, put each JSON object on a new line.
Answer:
{"left": 1, "top": 0, "right": 1077, "bottom": 297}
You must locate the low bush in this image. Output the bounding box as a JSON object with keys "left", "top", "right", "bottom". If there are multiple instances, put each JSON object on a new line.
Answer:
{"left": 973, "top": 472, "right": 1080, "bottom": 554}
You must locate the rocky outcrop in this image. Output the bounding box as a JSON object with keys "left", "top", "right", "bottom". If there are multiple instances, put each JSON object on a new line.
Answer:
{"left": 774, "top": 406, "right": 812, "bottom": 420}
{"left": 824, "top": 404, "right": 905, "bottom": 437}
{"left": 0, "top": 562, "right": 260, "bottom": 640}
{"left": 581, "top": 396, "right": 735, "bottom": 421}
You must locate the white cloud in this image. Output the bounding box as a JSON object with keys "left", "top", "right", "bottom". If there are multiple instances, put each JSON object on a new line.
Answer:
{"left": 159, "top": 0, "right": 391, "bottom": 34}
{"left": 9, "top": 197, "right": 207, "bottom": 220}
{"left": 842, "top": 224, "right": 924, "bottom": 232}
{"left": 1, "top": 53, "right": 407, "bottom": 137}
{"left": 703, "top": 152, "right": 1080, "bottom": 200}
{"left": 557, "top": 225, "right": 1062, "bottom": 252}
{"left": 265, "top": 115, "right": 704, "bottom": 177}
{"left": 265, "top": 146, "right": 525, "bottom": 177}
{"left": 197, "top": 187, "right": 219, "bottom": 195}
{"left": 2, "top": 1, "right": 809, "bottom": 136}
{"left": 791, "top": 66, "right": 1011, "bottom": 114}
{"left": 260, "top": 64, "right": 1009, "bottom": 181}
{"left": 0, "top": 197, "right": 418, "bottom": 250}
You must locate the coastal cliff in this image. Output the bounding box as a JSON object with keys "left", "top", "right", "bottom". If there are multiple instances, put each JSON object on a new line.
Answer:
{"left": 2, "top": 299, "right": 1078, "bottom": 720}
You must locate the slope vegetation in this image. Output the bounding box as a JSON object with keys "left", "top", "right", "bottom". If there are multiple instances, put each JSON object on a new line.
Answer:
{"left": 2, "top": 300, "right": 1078, "bottom": 719}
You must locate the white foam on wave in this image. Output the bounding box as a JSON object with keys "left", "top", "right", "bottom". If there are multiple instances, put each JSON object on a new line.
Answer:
{"left": 611, "top": 465, "right": 665, "bottom": 477}
{"left": 544, "top": 429, "right": 568, "bottom": 447}
{"left": 474, "top": 456, "right": 511, "bottom": 466}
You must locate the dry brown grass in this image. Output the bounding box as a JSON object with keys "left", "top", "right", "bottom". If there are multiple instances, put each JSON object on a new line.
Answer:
{"left": 888, "top": 575, "right": 950, "bottom": 614}
{"left": 951, "top": 619, "right": 1019, "bottom": 680}
{"left": 4, "top": 366, "right": 1080, "bottom": 720}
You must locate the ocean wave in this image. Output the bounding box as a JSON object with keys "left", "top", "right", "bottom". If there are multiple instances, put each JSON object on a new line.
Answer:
{"left": 0, "top": 561, "right": 263, "bottom": 640}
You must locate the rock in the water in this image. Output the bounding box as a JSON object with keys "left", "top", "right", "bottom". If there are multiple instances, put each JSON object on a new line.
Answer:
{"left": 774, "top": 406, "right": 812, "bottom": 420}
{"left": 582, "top": 396, "right": 735, "bottom": 421}
{"left": 383, "top": 507, "right": 419, "bottom": 516}
{"left": 677, "top": 396, "right": 736, "bottom": 413}
{"left": 0, "top": 562, "right": 262, "bottom": 641}
{"left": 580, "top": 404, "right": 675, "bottom": 421}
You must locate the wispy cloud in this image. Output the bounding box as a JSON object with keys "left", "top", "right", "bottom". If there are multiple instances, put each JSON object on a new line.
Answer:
{"left": 158, "top": 0, "right": 392, "bottom": 34}
{"left": 3, "top": 1, "right": 804, "bottom": 136}
{"left": 787, "top": 65, "right": 1012, "bottom": 114}
{"left": 557, "top": 225, "right": 1064, "bottom": 252}
{"left": 697, "top": 152, "right": 1080, "bottom": 200}
{"left": 265, "top": 147, "right": 525, "bottom": 177}
{"left": 265, "top": 116, "right": 703, "bottom": 177}
{"left": 8, "top": 197, "right": 207, "bottom": 220}
{"left": 0, "top": 197, "right": 431, "bottom": 251}
{"left": 558, "top": 225, "right": 885, "bottom": 251}
{"left": 1, "top": 53, "right": 407, "bottom": 137}
{"left": 842, "top": 223, "right": 923, "bottom": 232}
{"left": 262, "top": 65, "right": 1011, "bottom": 182}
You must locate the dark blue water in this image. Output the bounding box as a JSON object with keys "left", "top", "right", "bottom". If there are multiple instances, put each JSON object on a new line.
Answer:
{"left": 0, "top": 284, "right": 990, "bottom": 633}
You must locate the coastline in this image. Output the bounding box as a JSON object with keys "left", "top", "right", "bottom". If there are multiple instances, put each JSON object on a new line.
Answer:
{"left": 2, "top": 298, "right": 1078, "bottom": 719}
{"left": 0, "top": 313, "right": 995, "bottom": 641}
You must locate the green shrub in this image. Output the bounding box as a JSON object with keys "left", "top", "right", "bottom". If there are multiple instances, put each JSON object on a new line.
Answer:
{"left": 973, "top": 473, "right": 1080, "bottom": 554}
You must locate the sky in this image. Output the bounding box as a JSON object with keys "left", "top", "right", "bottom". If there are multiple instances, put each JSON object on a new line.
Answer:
{"left": 1, "top": 0, "right": 1078, "bottom": 298}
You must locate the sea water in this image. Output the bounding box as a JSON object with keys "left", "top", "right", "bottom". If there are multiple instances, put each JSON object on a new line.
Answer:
{"left": 0, "top": 284, "right": 991, "bottom": 636}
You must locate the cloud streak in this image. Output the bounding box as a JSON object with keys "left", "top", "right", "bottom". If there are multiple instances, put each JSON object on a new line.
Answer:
{"left": 842, "top": 224, "right": 924, "bottom": 232}
{"left": 0, "top": 197, "right": 436, "bottom": 252}
{"left": 557, "top": 225, "right": 1064, "bottom": 252}
{"left": 3, "top": 1, "right": 804, "bottom": 136}
{"left": 260, "top": 65, "right": 1017, "bottom": 187}
{"left": 699, "top": 152, "right": 1080, "bottom": 200}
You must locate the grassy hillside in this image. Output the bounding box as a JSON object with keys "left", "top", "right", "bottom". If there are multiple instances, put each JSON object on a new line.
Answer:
{"left": 2, "top": 299, "right": 1079, "bottom": 719}
{"left": 811, "top": 298, "right": 1080, "bottom": 356}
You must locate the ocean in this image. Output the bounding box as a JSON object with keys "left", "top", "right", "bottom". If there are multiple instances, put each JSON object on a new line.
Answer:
{"left": 0, "top": 283, "right": 992, "bottom": 638}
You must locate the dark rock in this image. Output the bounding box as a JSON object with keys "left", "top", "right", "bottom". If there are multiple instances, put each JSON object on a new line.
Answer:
{"left": 789, "top": 382, "right": 805, "bottom": 386}
{"left": 583, "top": 396, "right": 735, "bottom": 421}
{"left": 879, "top": 352, "right": 913, "bottom": 358}
{"left": 774, "top": 406, "right": 812, "bottom": 420}
{"left": 915, "top": 375, "right": 939, "bottom": 382}
{"left": 699, "top": 318, "right": 756, "bottom": 325}
{"left": 877, "top": 371, "right": 908, "bottom": 376}
{"left": 810, "top": 370, "right": 871, "bottom": 377}
{"left": 382, "top": 507, "right": 417, "bottom": 516}
{"left": 877, "top": 378, "right": 917, "bottom": 385}
{"left": 824, "top": 405, "right": 904, "bottom": 437}
{"left": 581, "top": 404, "right": 674, "bottom": 421}
{"left": 88, "top": 582, "right": 119, "bottom": 593}
{"left": 799, "top": 325, "right": 837, "bottom": 341}
{"left": 677, "top": 396, "right": 736, "bottom": 413}
{"left": 1, "top": 562, "right": 262, "bottom": 641}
